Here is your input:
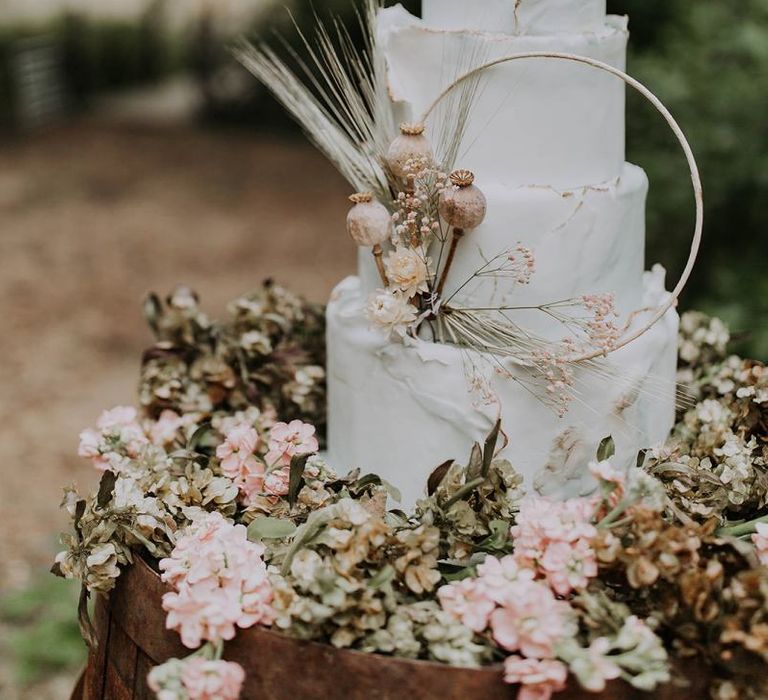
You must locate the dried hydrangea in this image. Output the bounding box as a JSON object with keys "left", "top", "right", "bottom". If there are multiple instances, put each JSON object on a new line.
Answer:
{"left": 646, "top": 313, "right": 768, "bottom": 522}
{"left": 416, "top": 436, "right": 524, "bottom": 561}
{"left": 140, "top": 282, "right": 326, "bottom": 438}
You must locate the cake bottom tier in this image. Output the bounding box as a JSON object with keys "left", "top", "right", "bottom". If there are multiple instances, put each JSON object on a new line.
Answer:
{"left": 327, "top": 269, "right": 679, "bottom": 509}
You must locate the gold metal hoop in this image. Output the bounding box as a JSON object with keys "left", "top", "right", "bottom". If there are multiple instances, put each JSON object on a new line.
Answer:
{"left": 421, "top": 52, "right": 703, "bottom": 363}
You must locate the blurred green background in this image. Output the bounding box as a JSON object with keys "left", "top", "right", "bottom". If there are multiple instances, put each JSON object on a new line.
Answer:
{"left": 0, "top": 2, "right": 765, "bottom": 697}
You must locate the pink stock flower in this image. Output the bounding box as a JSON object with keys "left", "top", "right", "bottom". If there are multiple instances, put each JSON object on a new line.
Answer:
{"left": 150, "top": 410, "right": 186, "bottom": 446}
{"left": 437, "top": 578, "right": 496, "bottom": 633}
{"left": 263, "top": 467, "right": 291, "bottom": 497}
{"left": 160, "top": 512, "right": 274, "bottom": 649}
{"left": 511, "top": 496, "right": 598, "bottom": 596}
{"left": 78, "top": 406, "right": 148, "bottom": 470}
{"left": 216, "top": 425, "right": 260, "bottom": 477}
{"left": 97, "top": 406, "right": 139, "bottom": 430}
{"left": 475, "top": 555, "right": 535, "bottom": 605}
{"left": 180, "top": 658, "right": 245, "bottom": 700}
{"left": 503, "top": 656, "right": 568, "bottom": 700}
{"left": 753, "top": 523, "right": 768, "bottom": 566}
{"left": 265, "top": 420, "right": 319, "bottom": 466}
{"left": 78, "top": 428, "right": 110, "bottom": 470}
{"left": 489, "top": 581, "right": 572, "bottom": 658}
{"left": 216, "top": 425, "right": 266, "bottom": 503}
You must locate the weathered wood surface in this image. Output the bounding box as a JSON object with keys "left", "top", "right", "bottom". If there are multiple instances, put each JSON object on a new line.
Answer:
{"left": 72, "top": 556, "right": 710, "bottom": 700}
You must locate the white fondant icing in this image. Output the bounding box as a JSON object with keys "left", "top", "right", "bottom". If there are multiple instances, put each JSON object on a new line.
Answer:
{"left": 326, "top": 272, "right": 679, "bottom": 509}
{"left": 359, "top": 163, "right": 649, "bottom": 337}
{"left": 422, "top": 0, "right": 607, "bottom": 35}
{"left": 377, "top": 6, "right": 627, "bottom": 188}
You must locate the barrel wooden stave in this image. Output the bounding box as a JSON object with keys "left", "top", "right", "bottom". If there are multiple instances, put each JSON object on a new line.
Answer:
{"left": 74, "top": 557, "right": 709, "bottom": 700}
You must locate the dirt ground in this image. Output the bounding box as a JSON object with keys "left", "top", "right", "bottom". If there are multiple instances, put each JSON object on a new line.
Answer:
{"left": 0, "top": 120, "right": 353, "bottom": 695}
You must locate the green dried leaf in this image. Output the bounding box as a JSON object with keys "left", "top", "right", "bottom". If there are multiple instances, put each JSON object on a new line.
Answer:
{"left": 288, "top": 453, "right": 311, "bottom": 507}
{"left": 385, "top": 510, "right": 410, "bottom": 528}
{"left": 596, "top": 436, "right": 616, "bottom": 462}
{"left": 428, "top": 460, "right": 453, "bottom": 496}
{"left": 482, "top": 419, "right": 502, "bottom": 478}
{"left": 466, "top": 443, "right": 483, "bottom": 481}
{"left": 477, "top": 519, "right": 513, "bottom": 554}
{"left": 187, "top": 422, "right": 217, "bottom": 453}
{"left": 96, "top": 471, "right": 117, "bottom": 509}
{"left": 73, "top": 500, "right": 86, "bottom": 536}
{"left": 248, "top": 517, "right": 298, "bottom": 541}
{"left": 143, "top": 293, "right": 163, "bottom": 337}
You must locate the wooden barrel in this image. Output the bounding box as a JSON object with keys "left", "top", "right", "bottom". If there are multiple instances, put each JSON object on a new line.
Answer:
{"left": 73, "top": 556, "right": 709, "bottom": 700}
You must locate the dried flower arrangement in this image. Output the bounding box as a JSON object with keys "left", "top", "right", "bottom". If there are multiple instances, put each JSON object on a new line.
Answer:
{"left": 54, "top": 288, "right": 768, "bottom": 700}
{"left": 234, "top": 2, "right": 703, "bottom": 421}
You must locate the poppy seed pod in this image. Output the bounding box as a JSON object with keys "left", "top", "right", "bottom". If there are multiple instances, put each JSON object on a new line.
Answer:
{"left": 346, "top": 193, "right": 392, "bottom": 247}
{"left": 439, "top": 170, "right": 487, "bottom": 230}
{"left": 386, "top": 123, "right": 433, "bottom": 179}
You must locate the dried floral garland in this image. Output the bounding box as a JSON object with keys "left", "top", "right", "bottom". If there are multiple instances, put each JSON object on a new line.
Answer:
{"left": 53, "top": 288, "right": 768, "bottom": 700}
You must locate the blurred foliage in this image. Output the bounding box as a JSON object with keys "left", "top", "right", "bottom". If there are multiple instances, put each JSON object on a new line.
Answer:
{"left": 0, "top": 577, "right": 85, "bottom": 684}
{"left": 0, "top": 0, "right": 182, "bottom": 127}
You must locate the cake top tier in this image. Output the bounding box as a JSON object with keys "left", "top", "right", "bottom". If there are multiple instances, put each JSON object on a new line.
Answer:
{"left": 421, "top": 0, "right": 607, "bottom": 35}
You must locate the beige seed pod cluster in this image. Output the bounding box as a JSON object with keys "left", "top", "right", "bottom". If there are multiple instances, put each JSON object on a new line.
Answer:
{"left": 346, "top": 193, "right": 392, "bottom": 247}
{"left": 439, "top": 170, "right": 487, "bottom": 230}
{"left": 386, "top": 123, "right": 433, "bottom": 179}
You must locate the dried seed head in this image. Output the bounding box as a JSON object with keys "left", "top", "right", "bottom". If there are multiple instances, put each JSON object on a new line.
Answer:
{"left": 386, "top": 123, "right": 432, "bottom": 179}
{"left": 449, "top": 169, "right": 475, "bottom": 188}
{"left": 439, "top": 171, "right": 487, "bottom": 229}
{"left": 348, "top": 192, "right": 374, "bottom": 204}
{"left": 399, "top": 122, "right": 426, "bottom": 136}
{"left": 346, "top": 194, "right": 392, "bottom": 247}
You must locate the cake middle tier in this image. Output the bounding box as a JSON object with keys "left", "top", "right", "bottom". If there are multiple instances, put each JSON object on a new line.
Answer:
{"left": 359, "top": 163, "right": 648, "bottom": 338}
{"left": 378, "top": 6, "right": 628, "bottom": 189}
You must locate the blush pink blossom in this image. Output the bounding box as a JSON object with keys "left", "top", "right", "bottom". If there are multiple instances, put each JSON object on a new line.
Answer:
{"left": 216, "top": 425, "right": 266, "bottom": 504}
{"left": 150, "top": 410, "right": 186, "bottom": 446}
{"left": 511, "top": 495, "right": 598, "bottom": 595}
{"left": 180, "top": 658, "right": 245, "bottom": 700}
{"left": 216, "top": 425, "right": 260, "bottom": 477}
{"left": 160, "top": 512, "right": 274, "bottom": 649}
{"left": 489, "top": 581, "right": 572, "bottom": 658}
{"left": 437, "top": 578, "right": 496, "bottom": 633}
{"left": 263, "top": 467, "right": 290, "bottom": 497}
{"left": 77, "top": 405, "right": 149, "bottom": 470}
{"left": 265, "top": 420, "right": 319, "bottom": 466}
{"left": 503, "top": 656, "right": 568, "bottom": 700}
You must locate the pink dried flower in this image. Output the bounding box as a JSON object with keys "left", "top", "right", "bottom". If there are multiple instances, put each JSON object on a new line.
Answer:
{"left": 181, "top": 658, "right": 245, "bottom": 700}
{"left": 489, "top": 581, "right": 573, "bottom": 658}
{"left": 263, "top": 467, "right": 291, "bottom": 497}
{"left": 216, "top": 425, "right": 266, "bottom": 503}
{"left": 216, "top": 424, "right": 260, "bottom": 477}
{"left": 150, "top": 410, "right": 186, "bottom": 446}
{"left": 265, "top": 420, "right": 318, "bottom": 467}
{"left": 78, "top": 405, "right": 148, "bottom": 470}
{"left": 503, "top": 656, "right": 568, "bottom": 700}
{"left": 160, "top": 512, "right": 274, "bottom": 649}
{"left": 511, "top": 496, "right": 598, "bottom": 596}
{"left": 437, "top": 577, "right": 496, "bottom": 633}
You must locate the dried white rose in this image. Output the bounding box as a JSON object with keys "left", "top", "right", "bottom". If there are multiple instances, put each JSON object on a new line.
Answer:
{"left": 384, "top": 247, "right": 431, "bottom": 297}
{"left": 366, "top": 289, "right": 418, "bottom": 339}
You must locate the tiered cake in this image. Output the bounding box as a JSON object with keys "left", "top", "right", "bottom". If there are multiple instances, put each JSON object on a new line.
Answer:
{"left": 327, "top": 0, "right": 679, "bottom": 507}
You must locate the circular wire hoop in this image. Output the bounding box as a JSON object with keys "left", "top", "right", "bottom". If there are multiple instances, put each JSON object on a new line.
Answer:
{"left": 420, "top": 52, "right": 704, "bottom": 363}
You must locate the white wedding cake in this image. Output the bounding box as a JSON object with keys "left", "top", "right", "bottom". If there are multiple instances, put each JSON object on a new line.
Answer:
{"left": 326, "top": 0, "right": 679, "bottom": 507}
